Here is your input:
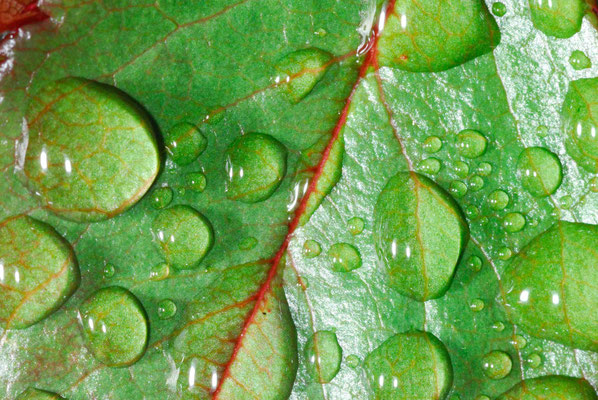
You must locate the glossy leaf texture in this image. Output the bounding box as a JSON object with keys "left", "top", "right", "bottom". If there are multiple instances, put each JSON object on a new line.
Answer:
{"left": 2, "top": 0, "right": 598, "bottom": 399}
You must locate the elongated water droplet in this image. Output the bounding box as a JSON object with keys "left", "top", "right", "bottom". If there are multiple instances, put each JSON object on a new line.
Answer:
{"left": 488, "top": 190, "right": 509, "bottom": 210}
{"left": 103, "top": 263, "right": 116, "bottom": 278}
{"left": 492, "top": 2, "right": 507, "bottom": 16}
{"left": 418, "top": 157, "right": 441, "bottom": 174}
{"left": 590, "top": 177, "right": 598, "bottom": 192}
{"left": 328, "top": 243, "right": 362, "bottom": 272}
{"left": 151, "top": 186, "right": 174, "bottom": 209}
{"left": 563, "top": 78, "right": 598, "bottom": 172}
{"left": 517, "top": 147, "right": 562, "bottom": 197}
{"left": 492, "top": 321, "right": 505, "bottom": 332}
{"left": 497, "top": 376, "right": 596, "bottom": 399}
{"left": 165, "top": 122, "right": 207, "bottom": 166}
{"left": 16, "top": 388, "right": 64, "bottom": 399}
{"left": 481, "top": 350, "right": 512, "bottom": 380}
{"left": 305, "top": 330, "right": 342, "bottom": 384}
{"left": 423, "top": 136, "right": 442, "bottom": 153}
{"left": 275, "top": 48, "right": 332, "bottom": 103}
{"left": 457, "top": 129, "right": 487, "bottom": 159}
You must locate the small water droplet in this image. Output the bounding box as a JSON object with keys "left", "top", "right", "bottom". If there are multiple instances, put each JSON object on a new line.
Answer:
{"left": 184, "top": 172, "right": 207, "bottom": 193}
{"left": 470, "top": 298, "right": 485, "bottom": 312}
{"left": 453, "top": 161, "right": 470, "bottom": 178}
{"left": 537, "top": 125, "right": 549, "bottom": 137}
{"left": 476, "top": 162, "right": 492, "bottom": 176}
{"left": 498, "top": 247, "right": 513, "bottom": 260}
{"left": 305, "top": 330, "right": 342, "bottom": 383}
{"left": 492, "top": 321, "right": 505, "bottom": 332}
{"left": 449, "top": 180, "right": 468, "bottom": 198}
{"left": 503, "top": 212, "right": 525, "bottom": 233}
{"left": 303, "top": 240, "right": 322, "bottom": 258}
{"left": 457, "top": 129, "right": 487, "bottom": 159}
{"left": 157, "top": 299, "right": 177, "bottom": 319}
{"left": 590, "top": 177, "right": 598, "bottom": 192}
{"left": 418, "top": 157, "right": 441, "bottom": 174}
{"left": 151, "top": 186, "right": 174, "bottom": 210}
{"left": 469, "top": 175, "right": 484, "bottom": 191}
{"left": 560, "top": 195, "right": 573, "bottom": 209}
{"left": 314, "top": 28, "right": 327, "bottom": 37}
{"left": 328, "top": 243, "right": 362, "bottom": 272}
{"left": 346, "top": 354, "right": 360, "bottom": 368}
{"left": 275, "top": 48, "right": 333, "bottom": 103}
{"left": 150, "top": 262, "right": 170, "bottom": 281}
{"left": 492, "top": 2, "right": 507, "bottom": 16}
{"left": 467, "top": 255, "right": 482, "bottom": 272}
{"left": 481, "top": 350, "right": 512, "bottom": 380}
{"left": 511, "top": 335, "right": 527, "bottom": 349}
{"left": 569, "top": 50, "right": 592, "bottom": 70}
{"left": 488, "top": 190, "right": 509, "bottom": 210}
{"left": 465, "top": 205, "right": 480, "bottom": 219}
{"left": 348, "top": 217, "right": 365, "bottom": 235}
{"left": 239, "top": 236, "right": 258, "bottom": 250}
{"left": 423, "top": 136, "right": 442, "bottom": 153}
{"left": 165, "top": 122, "right": 207, "bottom": 166}
{"left": 527, "top": 352, "right": 542, "bottom": 368}
{"left": 103, "top": 263, "right": 115, "bottom": 278}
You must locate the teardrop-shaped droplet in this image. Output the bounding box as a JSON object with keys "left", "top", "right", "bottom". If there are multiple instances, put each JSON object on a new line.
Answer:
{"left": 423, "top": 136, "right": 442, "bottom": 153}
{"left": 303, "top": 240, "right": 322, "bottom": 258}
{"left": 16, "top": 388, "right": 65, "bottom": 399}
{"left": 305, "top": 330, "right": 342, "bottom": 384}
{"left": 149, "top": 262, "right": 170, "bottom": 281}
{"left": 497, "top": 376, "right": 596, "bottom": 399}
{"left": 275, "top": 48, "right": 332, "bottom": 103}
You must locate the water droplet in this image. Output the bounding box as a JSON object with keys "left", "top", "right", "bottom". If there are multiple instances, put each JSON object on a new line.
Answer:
{"left": 346, "top": 354, "right": 360, "bottom": 368}
{"left": 481, "top": 350, "right": 512, "bottom": 380}
{"left": 488, "top": 190, "right": 510, "bottom": 210}
{"left": 16, "top": 388, "right": 64, "bottom": 399}
{"left": 470, "top": 299, "right": 485, "bottom": 312}
{"left": 526, "top": 353, "right": 542, "bottom": 368}
{"left": 314, "top": 28, "right": 327, "bottom": 37}
{"left": 475, "top": 396, "right": 490, "bottom": 400}
{"left": 467, "top": 255, "right": 482, "bottom": 272}
{"left": 78, "top": 286, "right": 148, "bottom": 367}
{"left": 449, "top": 180, "right": 468, "bottom": 198}
{"left": 151, "top": 205, "right": 214, "bottom": 269}
{"left": 529, "top": 0, "right": 585, "bottom": 38}
{"left": 498, "top": 376, "right": 595, "bottom": 398}
{"left": 275, "top": 48, "right": 332, "bottom": 103}
{"left": 537, "top": 125, "right": 549, "bottom": 137}
{"left": 225, "top": 133, "right": 287, "bottom": 203}
{"left": 150, "top": 262, "right": 170, "bottom": 281}
{"left": 497, "top": 247, "right": 513, "bottom": 260}
{"left": 103, "top": 263, "right": 115, "bottom": 278}
{"left": 165, "top": 122, "right": 207, "bottom": 166}
{"left": 563, "top": 78, "right": 598, "bottom": 172}
{"left": 569, "top": 50, "right": 592, "bottom": 70}
{"left": 465, "top": 205, "right": 480, "bottom": 219}
{"left": 492, "top": 2, "right": 507, "bottom": 16}
{"left": 418, "top": 157, "right": 441, "bottom": 174}
{"left": 457, "top": 129, "right": 487, "bottom": 159}
{"left": 453, "top": 161, "right": 470, "bottom": 178}
{"left": 590, "top": 177, "right": 598, "bottom": 192}
{"left": 377, "top": 1, "right": 500, "bottom": 72}
{"left": 328, "top": 243, "right": 362, "bottom": 272}
{"left": 517, "top": 147, "right": 562, "bottom": 198}
{"left": 374, "top": 172, "right": 469, "bottom": 301}
{"left": 364, "top": 332, "right": 453, "bottom": 399}
{"left": 511, "top": 334, "right": 527, "bottom": 349}
{"left": 239, "top": 236, "right": 258, "bottom": 250}
{"left": 303, "top": 240, "right": 322, "bottom": 258}
{"left": 24, "top": 77, "right": 160, "bottom": 222}
{"left": 151, "top": 186, "right": 174, "bottom": 209}
{"left": 184, "top": 172, "right": 207, "bottom": 193}
{"left": 423, "top": 136, "right": 442, "bottom": 153}
{"left": 476, "top": 162, "right": 492, "bottom": 176}
{"left": 305, "top": 330, "right": 342, "bottom": 383}
{"left": 348, "top": 217, "right": 365, "bottom": 235}
{"left": 560, "top": 195, "right": 573, "bottom": 209}
{"left": 503, "top": 212, "right": 525, "bottom": 233}
{"left": 469, "top": 175, "right": 484, "bottom": 191}
{"left": 492, "top": 321, "right": 505, "bottom": 332}
{"left": 157, "top": 299, "right": 177, "bottom": 319}
{"left": 0, "top": 215, "right": 79, "bottom": 329}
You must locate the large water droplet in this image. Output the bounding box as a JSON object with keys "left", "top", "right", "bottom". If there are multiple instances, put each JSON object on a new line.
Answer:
{"left": 374, "top": 172, "right": 468, "bottom": 301}
{"left": 225, "top": 133, "right": 287, "bottom": 203}
{"left": 151, "top": 186, "right": 174, "bottom": 209}
{"left": 504, "top": 221, "right": 598, "bottom": 351}
{"left": 529, "top": 0, "right": 585, "bottom": 38}
{"left": 0, "top": 215, "right": 79, "bottom": 329}
{"left": 78, "top": 286, "right": 148, "bottom": 367}
{"left": 563, "top": 78, "right": 598, "bottom": 172}
{"left": 517, "top": 147, "right": 562, "bottom": 197}
{"left": 328, "top": 243, "right": 362, "bottom": 272}
{"left": 165, "top": 122, "right": 207, "bottom": 166}
{"left": 16, "top": 388, "right": 64, "bottom": 399}
{"left": 24, "top": 77, "right": 160, "bottom": 222}
{"left": 497, "top": 376, "right": 596, "bottom": 399}
{"left": 481, "top": 350, "right": 512, "bottom": 380}
{"left": 457, "top": 129, "right": 487, "bottom": 159}
{"left": 364, "top": 331, "right": 453, "bottom": 400}
{"left": 151, "top": 205, "right": 214, "bottom": 269}
{"left": 570, "top": 50, "right": 592, "bottom": 70}
{"left": 275, "top": 48, "right": 332, "bottom": 103}
{"left": 305, "top": 330, "right": 342, "bottom": 384}
{"left": 377, "top": 0, "right": 500, "bottom": 72}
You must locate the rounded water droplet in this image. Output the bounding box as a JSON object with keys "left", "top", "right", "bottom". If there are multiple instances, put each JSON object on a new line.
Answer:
{"left": 465, "top": 205, "right": 480, "bottom": 219}
{"left": 418, "top": 158, "right": 441, "bottom": 174}
{"left": 346, "top": 354, "right": 360, "bottom": 368}
{"left": 498, "top": 375, "right": 595, "bottom": 398}
{"left": 467, "top": 255, "right": 482, "bottom": 272}
{"left": 0, "top": 215, "right": 79, "bottom": 329}
{"left": 516, "top": 147, "right": 562, "bottom": 198}
{"left": 328, "top": 243, "right": 362, "bottom": 272}
{"left": 449, "top": 180, "right": 468, "bottom": 198}
{"left": 476, "top": 162, "right": 492, "bottom": 176}
{"left": 512, "top": 335, "right": 527, "bottom": 349}
{"left": 503, "top": 212, "right": 525, "bottom": 233}
{"left": 239, "top": 236, "right": 258, "bottom": 250}
{"left": 305, "top": 330, "right": 342, "bottom": 384}
{"left": 165, "top": 122, "right": 207, "bottom": 166}
{"left": 151, "top": 186, "right": 174, "bottom": 210}
{"left": 492, "top": 2, "right": 507, "bottom": 16}
{"left": 348, "top": 217, "right": 365, "bottom": 235}
{"left": 314, "top": 28, "right": 327, "bottom": 37}
{"left": 24, "top": 77, "right": 160, "bottom": 222}
{"left": 103, "top": 263, "right": 116, "bottom": 278}
{"left": 79, "top": 286, "right": 148, "bottom": 367}
{"left": 569, "top": 50, "right": 592, "bottom": 70}
{"left": 481, "top": 350, "right": 512, "bottom": 380}
{"left": 469, "top": 175, "right": 484, "bottom": 191}
{"left": 16, "top": 388, "right": 64, "bottom": 399}
{"left": 453, "top": 161, "right": 469, "bottom": 178}
{"left": 303, "top": 240, "right": 322, "bottom": 258}
{"left": 526, "top": 353, "right": 542, "bottom": 368}
{"left": 150, "top": 262, "right": 170, "bottom": 281}
{"left": 470, "top": 299, "right": 485, "bottom": 312}
{"left": 423, "top": 136, "right": 442, "bottom": 153}
{"left": 157, "top": 299, "right": 177, "bottom": 320}
{"left": 560, "top": 195, "right": 573, "bottom": 209}
{"left": 184, "top": 172, "right": 207, "bottom": 192}
{"left": 151, "top": 205, "right": 214, "bottom": 269}
{"left": 457, "top": 129, "right": 487, "bottom": 159}
{"left": 563, "top": 78, "right": 598, "bottom": 172}
{"left": 488, "top": 190, "right": 509, "bottom": 210}
{"left": 498, "top": 247, "right": 513, "bottom": 260}
{"left": 225, "top": 133, "right": 287, "bottom": 203}
{"left": 492, "top": 321, "right": 505, "bottom": 332}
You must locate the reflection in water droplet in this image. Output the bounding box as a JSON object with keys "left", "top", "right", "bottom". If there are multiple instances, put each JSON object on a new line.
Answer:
{"left": 492, "top": 2, "right": 507, "bottom": 16}
{"left": 275, "top": 48, "right": 333, "bottom": 103}
{"left": 348, "top": 217, "right": 365, "bottom": 235}
{"left": 467, "top": 256, "right": 482, "bottom": 272}
{"left": 150, "top": 262, "right": 170, "bottom": 281}
{"left": 517, "top": 147, "right": 562, "bottom": 198}
{"left": 103, "top": 263, "right": 115, "bottom": 278}
{"left": 305, "top": 330, "right": 342, "bottom": 384}
{"left": 303, "top": 240, "right": 322, "bottom": 258}
{"left": 346, "top": 354, "right": 360, "bottom": 368}
{"left": 449, "top": 180, "right": 468, "bottom": 198}
{"left": 457, "top": 129, "right": 487, "bottom": 159}
{"left": 481, "top": 350, "right": 512, "bottom": 380}
{"left": 423, "top": 136, "right": 442, "bottom": 153}
{"left": 157, "top": 299, "right": 177, "bottom": 319}
{"left": 512, "top": 335, "right": 527, "bottom": 349}
{"left": 527, "top": 352, "right": 542, "bottom": 368}
{"left": 498, "top": 247, "right": 513, "bottom": 260}
{"left": 469, "top": 175, "right": 484, "bottom": 191}
{"left": 78, "top": 286, "right": 148, "bottom": 367}
{"left": 418, "top": 158, "right": 441, "bottom": 174}
{"left": 470, "top": 299, "right": 485, "bottom": 312}
{"left": 184, "top": 172, "right": 207, "bottom": 193}
{"left": 453, "top": 161, "right": 469, "bottom": 178}
{"left": 569, "top": 50, "right": 592, "bottom": 70}
{"left": 563, "top": 78, "right": 598, "bottom": 172}
{"left": 239, "top": 236, "right": 258, "bottom": 250}
{"left": 328, "top": 243, "right": 362, "bottom": 272}
{"left": 529, "top": 0, "right": 585, "bottom": 38}
{"left": 492, "top": 321, "right": 505, "bottom": 332}
{"left": 503, "top": 212, "right": 525, "bottom": 233}
{"left": 151, "top": 186, "right": 174, "bottom": 210}
{"left": 165, "top": 122, "right": 207, "bottom": 166}
{"left": 590, "top": 177, "right": 598, "bottom": 192}
{"left": 476, "top": 162, "right": 492, "bottom": 176}
{"left": 465, "top": 205, "right": 479, "bottom": 219}
{"left": 488, "top": 190, "right": 509, "bottom": 210}
{"left": 560, "top": 195, "right": 573, "bottom": 209}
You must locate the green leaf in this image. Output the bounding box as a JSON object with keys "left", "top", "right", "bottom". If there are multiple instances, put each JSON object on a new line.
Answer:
{"left": 3, "top": 0, "right": 598, "bottom": 399}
